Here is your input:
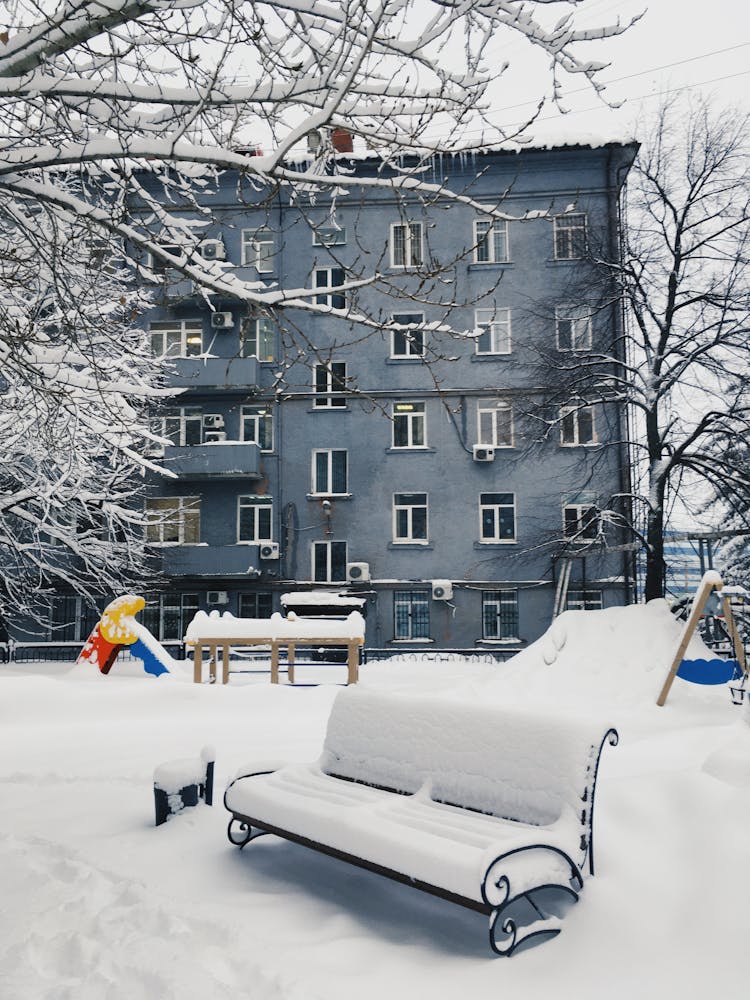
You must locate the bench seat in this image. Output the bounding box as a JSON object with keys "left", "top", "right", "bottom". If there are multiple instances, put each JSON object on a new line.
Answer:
{"left": 224, "top": 688, "right": 617, "bottom": 954}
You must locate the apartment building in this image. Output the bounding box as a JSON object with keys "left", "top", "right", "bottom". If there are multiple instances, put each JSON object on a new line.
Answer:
{"left": 137, "top": 140, "right": 638, "bottom": 652}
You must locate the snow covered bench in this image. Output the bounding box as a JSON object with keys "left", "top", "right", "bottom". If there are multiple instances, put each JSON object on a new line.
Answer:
{"left": 224, "top": 688, "right": 618, "bottom": 955}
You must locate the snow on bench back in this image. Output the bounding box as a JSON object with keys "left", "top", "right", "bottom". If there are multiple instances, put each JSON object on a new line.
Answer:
{"left": 184, "top": 609, "right": 365, "bottom": 643}
{"left": 320, "top": 688, "right": 608, "bottom": 829}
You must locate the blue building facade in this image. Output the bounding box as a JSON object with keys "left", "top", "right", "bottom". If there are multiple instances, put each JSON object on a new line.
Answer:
{"left": 132, "top": 141, "right": 638, "bottom": 653}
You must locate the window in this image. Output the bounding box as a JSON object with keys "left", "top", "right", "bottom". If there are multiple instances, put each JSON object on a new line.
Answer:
{"left": 142, "top": 593, "right": 199, "bottom": 642}
{"left": 556, "top": 305, "right": 592, "bottom": 351}
{"left": 554, "top": 213, "right": 587, "bottom": 259}
{"left": 241, "top": 317, "right": 275, "bottom": 361}
{"left": 566, "top": 589, "right": 603, "bottom": 611}
{"left": 150, "top": 319, "right": 202, "bottom": 358}
{"left": 312, "top": 226, "right": 346, "bottom": 246}
{"left": 312, "top": 540, "right": 348, "bottom": 582}
{"left": 479, "top": 492, "right": 516, "bottom": 543}
{"left": 391, "top": 312, "right": 425, "bottom": 358}
{"left": 314, "top": 267, "right": 346, "bottom": 309}
{"left": 241, "top": 405, "right": 273, "bottom": 451}
{"left": 563, "top": 501, "right": 600, "bottom": 540}
{"left": 390, "top": 222, "right": 423, "bottom": 268}
{"left": 46, "top": 596, "right": 99, "bottom": 642}
{"left": 313, "top": 362, "right": 347, "bottom": 408}
{"left": 238, "top": 592, "right": 273, "bottom": 618}
{"left": 475, "top": 308, "right": 511, "bottom": 355}
{"left": 482, "top": 591, "right": 519, "bottom": 640}
{"left": 238, "top": 496, "right": 273, "bottom": 543}
{"left": 392, "top": 402, "right": 426, "bottom": 448}
{"left": 241, "top": 229, "right": 275, "bottom": 272}
{"left": 560, "top": 405, "right": 596, "bottom": 445}
{"left": 151, "top": 407, "right": 203, "bottom": 452}
{"left": 145, "top": 497, "right": 200, "bottom": 544}
{"left": 312, "top": 449, "right": 348, "bottom": 495}
{"left": 393, "top": 493, "right": 428, "bottom": 544}
{"left": 394, "top": 590, "right": 430, "bottom": 640}
{"left": 473, "top": 218, "right": 509, "bottom": 263}
{"left": 147, "top": 243, "right": 181, "bottom": 275}
{"left": 477, "top": 402, "right": 513, "bottom": 448}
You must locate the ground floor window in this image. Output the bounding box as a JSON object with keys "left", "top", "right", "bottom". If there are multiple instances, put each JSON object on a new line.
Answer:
{"left": 142, "top": 593, "right": 199, "bottom": 641}
{"left": 238, "top": 592, "right": 273, "bottom": 618}
{"left": 481, "top": 590, "right": 519, "bottom": 640}
{"left": 46, "top": 596, "right": 100, "bottom": 642}
{"left": 565, "top": 589, "right": 603, "bottom": 611}
{"left": 393, "top": 590, "right": 430, "bottom": 640}
{"left": 312, "top": 540, "right": 348, "bottom": 582}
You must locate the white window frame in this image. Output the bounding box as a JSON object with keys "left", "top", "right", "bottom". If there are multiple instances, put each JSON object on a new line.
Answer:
{"left": 145, "top": 497, "right": 200, "bottom": 545}
{"left": 556, "top": 305, "right": 592, "bottom": 351}
{"left": 150, "top": 319, "right": 203, "bottom": 358}
{"left": 477, "top": 401, "right": 514, "bottom": 448}
{"left": 314, "top": 267, "right": 347, "bottom": 309}
{"left": 475, "top": 308, "right": 512, "bottom": 356}
{"left": 560, "top": 404, "right": 596, "bottom": 446}
{"left": 473, "top": 217, "right": 509, "bottom": 263}
{"left": 240, "top": 316, "right": 275, "bottom": 361}
{"left": 392, "top": 402, "right": 426, "bottom": 448}
{"left": 393, "top": 590, "right": 430, "bottom": 640}
{"left": 390, "top": 221, "right": 423, "bottom": 268}
{"left": 240, "top": 405, "right": 274, "bottom": 451}
{"left": 562, "top": 501, "right": 600, "bottom": 540}
{"left": 312, "top": 226, "right": 346, "bottom": 247}
{"left": 147, "top": 242, "right": 181, "bottom": 275}
{"left": 566, "top": 589, "right": 604, "bottom": 611}
{"left": 150, "top": 406, "right": 203, "bottom": 453}
{"left": 312, "top": 540, "right": 348, "bottom": 583}
{"left": 311, "top": 449, "right": 348, "bottom": 496}
{"left": 479, "top": 492, "right": 516, "bottom": 544}
{"left": 393, "top": 492, "right": 428, "bottom": 544}
{"left": 481, "top": 590, "right": 519, "bottom": 640}
{"left": 237, "top": 496, "right": 273, "bottom": 544}
{"left": 553, "top": 213, "right": 587, "bottom": 260}
{"left": 241, "top": 229, "right": 275, "bottom": 272}
{"left": 391, "top": 312, "right": 425, "bottom": 358}
{"left": 313, "top": 362, "right": 347, "bottom": 408}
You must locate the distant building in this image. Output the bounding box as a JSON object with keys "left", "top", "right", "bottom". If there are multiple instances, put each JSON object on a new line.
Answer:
{"left": 37, "top": 141, "right": 640, "bottom": 654}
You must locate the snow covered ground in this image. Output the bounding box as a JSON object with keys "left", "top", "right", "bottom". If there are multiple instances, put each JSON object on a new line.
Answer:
{"left": 1, "top": 600, "right": 748, "bottom": 999}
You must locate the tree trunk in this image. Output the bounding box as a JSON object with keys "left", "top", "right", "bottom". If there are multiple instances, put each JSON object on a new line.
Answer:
{"left": 644, "top": 498, "right": 667, "bottom": 601}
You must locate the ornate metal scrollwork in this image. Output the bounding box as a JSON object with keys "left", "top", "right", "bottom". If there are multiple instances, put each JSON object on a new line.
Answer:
{"left": 227, "top": 816, "right": 271, "bottom": 849}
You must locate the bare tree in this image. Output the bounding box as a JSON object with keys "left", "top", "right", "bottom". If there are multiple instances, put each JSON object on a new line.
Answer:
{"left": 524, "top": 98, "right": 750, "bottom": 601}
{"left": 0, "top": 0, "right": 635, "bottom": 618}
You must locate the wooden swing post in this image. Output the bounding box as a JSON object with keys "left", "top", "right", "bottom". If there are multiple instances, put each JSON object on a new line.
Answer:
{"left": 657, "top": 576, "right": 718, "bottom": 707}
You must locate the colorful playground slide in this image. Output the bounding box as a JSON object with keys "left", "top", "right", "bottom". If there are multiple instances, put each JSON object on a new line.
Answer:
{"left": 76, "top": 595, "right": 173, "bottom": 677}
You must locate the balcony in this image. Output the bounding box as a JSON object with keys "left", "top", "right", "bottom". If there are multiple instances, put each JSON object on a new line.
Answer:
{"left": 164, "top": 356, "right": 260, "bottom": 390}
{"left": 162, "top": 441, "right": 261, "bottom": 479}
{"left": 159, "top": 544, "right": 263, "bottom": 578}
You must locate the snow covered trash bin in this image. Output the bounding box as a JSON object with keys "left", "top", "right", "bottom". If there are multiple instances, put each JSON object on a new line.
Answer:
{"left": 154, "top": 746, "right": 215, "bottom": 826}
{"left": 224, "top": 689, "right": 618, "bottom": 955}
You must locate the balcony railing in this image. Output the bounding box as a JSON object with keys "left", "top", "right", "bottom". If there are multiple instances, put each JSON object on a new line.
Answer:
{"left": 162, "top": 441, "right": 261, "bottom": 479}
{"left": 163, "top": 356, "right": 260, "bottom": 390}
{"left": 158, "top": 544, "right": 264, "bottom": 577}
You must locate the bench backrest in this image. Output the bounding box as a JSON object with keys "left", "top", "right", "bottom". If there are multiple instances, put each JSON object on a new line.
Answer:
{"left": 320, "top": 688, "right": 612, "bottom": 831}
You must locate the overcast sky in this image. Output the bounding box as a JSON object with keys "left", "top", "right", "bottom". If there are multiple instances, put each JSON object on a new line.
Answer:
{"left": 443, "top": 0, "right": 750, "bottom": 146}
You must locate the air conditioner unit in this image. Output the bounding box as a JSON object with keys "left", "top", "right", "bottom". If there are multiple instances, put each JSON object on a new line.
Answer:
{"left": 201, "top": 239, "right": 226, "bottom": 261}
{"left": 472, "top": 444, "right": 495, "bottom": 462}
{"left": 207, "top": 590, "right": 229, "bottom": 605}
{"left": 211, "top": 311, "right": 233, "bottom": 329}
{"left": 431, "top": 580, "right": 453, "bottom": 601}
{"left": 347, "top": 562, "right": 370, "bottom": 583}
{"left": 204, "top": 430, "right": 227, "bottom": 443}
{"left": 259, "top": 541, "right": 280, "bottom": 560}
{"left": 202, "top": 413, "right": 225, "bottom": 430}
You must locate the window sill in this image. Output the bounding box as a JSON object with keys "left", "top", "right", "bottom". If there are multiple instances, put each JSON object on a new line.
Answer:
{"left": 389, "top": 637, "right": 434, "bottom": 644}
{"left": 477, "top": 638, "right": 524, "bottom": 646}
{"left": 559, "top": 443, "right": 599, "bottom": 448}
{"left": 385, "top": 447, "right": 436, "bottom": 454}
{"left": 470, "top": 353, "right": 512, "bottom": 362}
{"left": 306, "top": 493, "right": 353, "bottom": 501}
{"left": 467, "top": 262, "right": 513, "bottom": 270}
{"left": 385, "top": 357, "right": 426, "bottom": 364}
{"left": 387, "top": 542, "right": 433, "bottom": 550}
{"left": 309, "top": 406, "right": 349, "bottom": 413}
{"left": 473, "top": 540, "right": 517, "bottom": 548}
